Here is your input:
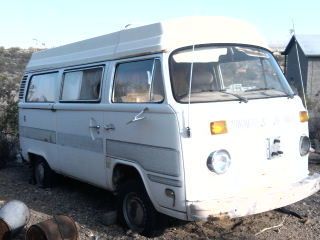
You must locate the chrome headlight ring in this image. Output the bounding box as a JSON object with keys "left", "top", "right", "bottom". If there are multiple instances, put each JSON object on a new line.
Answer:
{"left": 207, "top": 150, "right": 231, "bottom": 174}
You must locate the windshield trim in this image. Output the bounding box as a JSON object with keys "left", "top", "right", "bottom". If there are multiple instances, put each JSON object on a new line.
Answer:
{"left": 169, "top": 43, "right": 293, "bottom": 104}
{"left": 176, "top": 94, "right": 292, "bottom": 104}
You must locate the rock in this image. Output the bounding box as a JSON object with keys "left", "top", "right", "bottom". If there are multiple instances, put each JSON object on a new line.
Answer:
{"left": 126, "top": 229, "right": 139, "bottom": 238}
{"left": 309, "top": 152, "right": 320, "bottom": 163}
{"left": 300, "top": 217, "right": 312, "bottom": 225}
{"left": 100, "top": 210, "right": 117, "bottom": 226}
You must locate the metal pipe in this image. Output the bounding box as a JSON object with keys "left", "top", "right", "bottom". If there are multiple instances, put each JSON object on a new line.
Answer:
{"left": 26, "top": 215, "right": 78, "bottom": 240}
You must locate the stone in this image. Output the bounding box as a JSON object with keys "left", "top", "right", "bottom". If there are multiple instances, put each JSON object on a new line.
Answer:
{"left": 100, "top": 210, "right": 117, "bottom": 226}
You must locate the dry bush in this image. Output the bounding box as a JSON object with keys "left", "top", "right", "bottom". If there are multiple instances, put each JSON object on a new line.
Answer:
{"left": 0, "top": 133, "right": 10, "bottom": 168}
{"left": 0, "top": 47, "right": 34, "bottom": 167}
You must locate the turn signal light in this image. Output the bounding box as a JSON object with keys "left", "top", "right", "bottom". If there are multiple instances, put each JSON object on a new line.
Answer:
{"left": 299, "top": 111, "right": 309, "bottom": 122}
{"left": 210, "top": 121, "right": 228, "bottom": 135}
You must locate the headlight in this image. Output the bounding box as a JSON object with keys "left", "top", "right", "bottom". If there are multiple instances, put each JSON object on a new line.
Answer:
{"left": 300, "top": 136, "right": 310, "bottom": 156}
{"left": 207, "top": 150, "right": 231, "bottom": 174}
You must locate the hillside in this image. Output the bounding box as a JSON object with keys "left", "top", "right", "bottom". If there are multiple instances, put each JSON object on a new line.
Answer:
{"left": 0, "top": 47, "right": 37, "bottom": 104}
{"left": 0, "top": 47, "right": 34, "bottom": 74}
{"left": 0, "top": 47, "right": 39, "bottom": 163}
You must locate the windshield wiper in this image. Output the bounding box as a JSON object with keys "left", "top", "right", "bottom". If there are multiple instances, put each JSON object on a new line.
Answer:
{"left": 245, "top": 87, "right": 295, "bottom": 99}
{"left": 244, "top": 87, "right": 274, "bottom": 92}
{"left": 218, "top": 90, "right": 248, "bottom": 103}
{"left": 179, "top": 89, "right": 248, "bottom": 103}
{"left": 287, "top": 92, "right": 295, "bottom": 99}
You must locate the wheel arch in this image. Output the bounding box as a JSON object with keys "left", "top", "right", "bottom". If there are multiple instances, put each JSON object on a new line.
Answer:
{"left": 111, "top": 161, "right": 159, "bottom": 206}
{"left": 28, "top": 152, "right": 48, "bottom": 166}
{"left": 112, "top": 162, "right": 146, "bottom": 190}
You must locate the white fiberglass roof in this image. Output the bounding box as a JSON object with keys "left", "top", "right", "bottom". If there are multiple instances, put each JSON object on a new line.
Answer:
{"left": 26, "top": 16, "right": 268, "bottom": 72}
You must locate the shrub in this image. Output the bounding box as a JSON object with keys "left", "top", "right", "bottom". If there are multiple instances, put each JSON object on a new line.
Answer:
{"left": 0, "top": 101, "right": 18, "bottom": 136}
{"left": 0, "top": 133, "right": 10, "bottom": 168}
{"left": 0, "top": 101, "right": 19, "bottom": 168}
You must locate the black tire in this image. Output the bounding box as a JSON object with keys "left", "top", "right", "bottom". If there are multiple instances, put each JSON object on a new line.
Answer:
{"left": 117, "top": 180, "right": 161, "bottom": 237}
{"left": 33, "top": 158, "right": 55, "bottom": 188}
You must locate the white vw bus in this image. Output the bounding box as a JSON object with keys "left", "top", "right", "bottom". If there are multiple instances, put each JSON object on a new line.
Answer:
{"left": 19, "top": 16, "right": 320, "bottom": 236}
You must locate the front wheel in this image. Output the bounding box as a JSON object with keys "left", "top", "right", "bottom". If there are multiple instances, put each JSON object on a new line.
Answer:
{"left": 117, "top": 180, "right": 160, "bottom": 237}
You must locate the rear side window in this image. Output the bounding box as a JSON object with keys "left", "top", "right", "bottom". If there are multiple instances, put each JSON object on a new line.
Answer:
{"left": 112, "top": 59, "right": 164, "bottom": 103}
{"left": 61, "top": 67, "right": 103, "bottom": 101}
{"left": 26, "top": 72, "right": 57, "bottom": 102}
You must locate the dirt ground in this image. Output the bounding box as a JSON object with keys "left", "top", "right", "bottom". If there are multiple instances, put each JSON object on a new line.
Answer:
{"left": 1, "top": 155, "right": 320, "bottom": 240}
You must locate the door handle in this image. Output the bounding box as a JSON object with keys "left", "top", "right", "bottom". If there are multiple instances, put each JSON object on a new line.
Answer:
{"left": 104, "top": 124, "right": 115, "bottom": 131}
{"left": 127, "top": 107, "right": 149, "bottom": 125}
{"left": 89, "top": 125, "right": 100, "bottom": 130}
{"left": 50, "top": 104, "right": 56, "bottom": 112}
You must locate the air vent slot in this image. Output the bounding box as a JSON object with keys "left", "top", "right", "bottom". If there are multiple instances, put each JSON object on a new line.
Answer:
{"left": 19, "top": 75, "right": 28, "bottom": 100}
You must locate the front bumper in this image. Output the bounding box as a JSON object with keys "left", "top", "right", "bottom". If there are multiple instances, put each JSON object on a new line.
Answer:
{"left": 187, "top": 173, "right": 320, "bottom": 221}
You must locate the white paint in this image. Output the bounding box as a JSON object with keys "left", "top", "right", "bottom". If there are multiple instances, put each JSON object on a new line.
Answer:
{"left": 25, "top": 16, "right": 267, "bottom": 72}
{"left": 19, "top": 16, "right": 320, "bottom": 222}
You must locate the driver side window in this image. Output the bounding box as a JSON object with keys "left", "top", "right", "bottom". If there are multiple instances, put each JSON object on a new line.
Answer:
{"left": 112, "top": 59, "right": 164, "bottom": 103}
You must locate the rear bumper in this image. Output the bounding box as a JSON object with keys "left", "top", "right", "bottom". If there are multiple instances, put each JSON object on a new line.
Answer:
{"left": 187, "top": 173, "right": 320, "bottom": 221}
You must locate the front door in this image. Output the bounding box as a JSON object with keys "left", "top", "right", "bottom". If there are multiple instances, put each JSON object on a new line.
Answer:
{"left": 104, "top": 57, "right": 186, "bottom": 212}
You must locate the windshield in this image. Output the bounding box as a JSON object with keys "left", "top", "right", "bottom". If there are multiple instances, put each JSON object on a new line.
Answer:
{"left": 169, "top": 45, "right": 294, "bottom": 103}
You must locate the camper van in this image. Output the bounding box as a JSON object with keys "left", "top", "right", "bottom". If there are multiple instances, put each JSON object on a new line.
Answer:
{"left": 19, "top": 16, "right": 320, "bottom": 236}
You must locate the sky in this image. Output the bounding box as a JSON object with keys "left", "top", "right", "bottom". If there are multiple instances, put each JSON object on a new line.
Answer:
{"left": 0, "top": 0, "right": 319, "bottom": 49}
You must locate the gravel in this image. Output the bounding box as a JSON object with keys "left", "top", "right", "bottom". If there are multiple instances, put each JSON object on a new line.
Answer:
{"left": 1, "top": 154, "right": 320, "bottom": 240}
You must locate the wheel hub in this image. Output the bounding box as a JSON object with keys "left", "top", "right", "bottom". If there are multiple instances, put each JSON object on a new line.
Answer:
{"left": 123, "top": 193, "right": 145, "bottom": 232}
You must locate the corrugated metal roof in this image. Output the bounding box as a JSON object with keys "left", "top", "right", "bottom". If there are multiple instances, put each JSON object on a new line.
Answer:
{"left": 283, "top": 34, "right": 320, "bottom": 56}
{"left": 296, "top": 35, "right": 320, "bottom": 56}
